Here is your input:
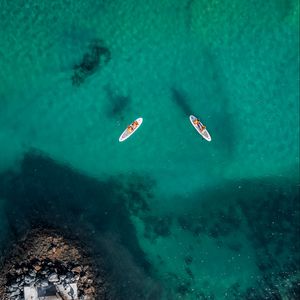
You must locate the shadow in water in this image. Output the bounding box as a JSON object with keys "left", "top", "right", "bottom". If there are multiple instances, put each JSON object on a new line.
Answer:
{"left": 170, "top": 87, "right": 193, "bottom": 116}
{"left": 0, "top": 150, "right": 164, "bottom": 300}
{"left": 200, "top": 48, "right": 235, "bottom": 156}
{"left": 171, "top": 48, "right": 236, "bottom": 157}
{"left": 183, "top": 0, "right": 196, "bottom": 32}
{"left": 103, "top": 85, "right": 131, "bottom": 120}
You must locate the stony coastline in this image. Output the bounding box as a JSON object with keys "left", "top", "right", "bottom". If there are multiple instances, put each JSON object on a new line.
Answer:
{"left": 0, "top": 229, "right": 108, "bottom": 300}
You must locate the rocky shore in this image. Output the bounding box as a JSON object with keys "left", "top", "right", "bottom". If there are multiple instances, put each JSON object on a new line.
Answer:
{"left": 0, "top": 229, "right": 108, "bottom": 300}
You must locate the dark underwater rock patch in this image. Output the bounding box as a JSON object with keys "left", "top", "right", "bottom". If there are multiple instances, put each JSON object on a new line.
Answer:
{"left": 142, "top": 215, "right": 173, "bottom": 241}
{"left": 225, "top": 274, "right": 300, "bottom": 300}
{"left": 184, "top": 255, "right": 193, "bottom": 265}
{"left": 176, "top": 177, "right": 300, "bottom": 299}
{"left": 176, "top": 280, "right": 191, "bottom": 297}
{"left": 226, "top": 241, "right": 242, "bottom": 252}
{"left": 185, "top": 266, "right": 194, "bottom": 279}
{"left": 119, "top": 175, "right": 153, "bottom": 216}
{"left": 177, "top": 214, "right": 208, "bottom": 236}
{"left": 0, "top": 151, "right": 163, "bottom": 299}
{"left": 235, "top": 185, "right": 300, "bottom": 299}
{"left": 71, "top": 39, "right": 111, "bottom": 86}
{"left": 177, "top": 205, "right": 242, "bottom": 239}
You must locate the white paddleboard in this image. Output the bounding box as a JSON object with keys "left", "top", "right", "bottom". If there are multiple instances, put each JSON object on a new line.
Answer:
{"left": 119, "top": 117, "right": 143, "bottom": 142}
{"left": 189, "top": 115, "right": 211, "bottom": 142}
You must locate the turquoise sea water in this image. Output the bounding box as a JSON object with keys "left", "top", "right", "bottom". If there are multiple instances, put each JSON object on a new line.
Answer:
{"left": 0, "top": 0, "right": 299, "bottom": 299}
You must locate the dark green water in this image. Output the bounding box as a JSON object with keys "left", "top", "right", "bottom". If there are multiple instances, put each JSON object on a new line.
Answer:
{"left": 0, "top": 0, "right": 299, "bottom": 299}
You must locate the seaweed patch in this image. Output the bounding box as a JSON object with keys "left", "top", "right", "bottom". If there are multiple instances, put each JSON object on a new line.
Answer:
{"left": 71, "top": 39, "right": 111, "bottom": 86}
{"left": 176, "top": 177, "right": 300, "bottom": 299}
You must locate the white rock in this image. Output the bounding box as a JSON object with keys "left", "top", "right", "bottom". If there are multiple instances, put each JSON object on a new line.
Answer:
{"left": 40, "top": 280, "right": 49, "bottom": 287}
{"left": 60, "top": 275, "right": 67, "bottom": 281}
{"left": 24, "top": 275, "right": 35, "bottom": 284}
{"left": 48, "top": 273, "right": 59, "bottom": 282}
{"left": 65, "top": 278, "right": 71, "bottom": 283}
{"left": 10, "top": 289, "right": 21, "bottom": 297}
{"left": 8, "top": 285, "right": 18, "bottom": 292}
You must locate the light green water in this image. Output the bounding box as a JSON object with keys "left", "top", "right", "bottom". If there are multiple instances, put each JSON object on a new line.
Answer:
{"left": 0, "top": 0, "right": 299, "bottom": 299}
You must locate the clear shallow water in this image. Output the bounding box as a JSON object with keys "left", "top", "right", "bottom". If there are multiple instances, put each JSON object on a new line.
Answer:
{"left": 0, "top": 0, "right": 299, "bottom": 299}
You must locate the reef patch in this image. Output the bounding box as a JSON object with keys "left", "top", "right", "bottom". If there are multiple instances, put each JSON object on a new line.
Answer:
{"left": 71, "top": 39, "right": 111, "bottom": 86}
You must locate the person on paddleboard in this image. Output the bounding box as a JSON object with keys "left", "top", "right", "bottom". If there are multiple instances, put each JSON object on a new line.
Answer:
{"left": 193, "top": 118, "right": 206, "bottom": 132}
{"left": 127, "top": 120, "right": 139, "bottom": 133}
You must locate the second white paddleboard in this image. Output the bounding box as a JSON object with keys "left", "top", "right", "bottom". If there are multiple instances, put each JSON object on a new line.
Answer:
{"left": 189, "top": 115, "right": 211, "bottom": 142}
